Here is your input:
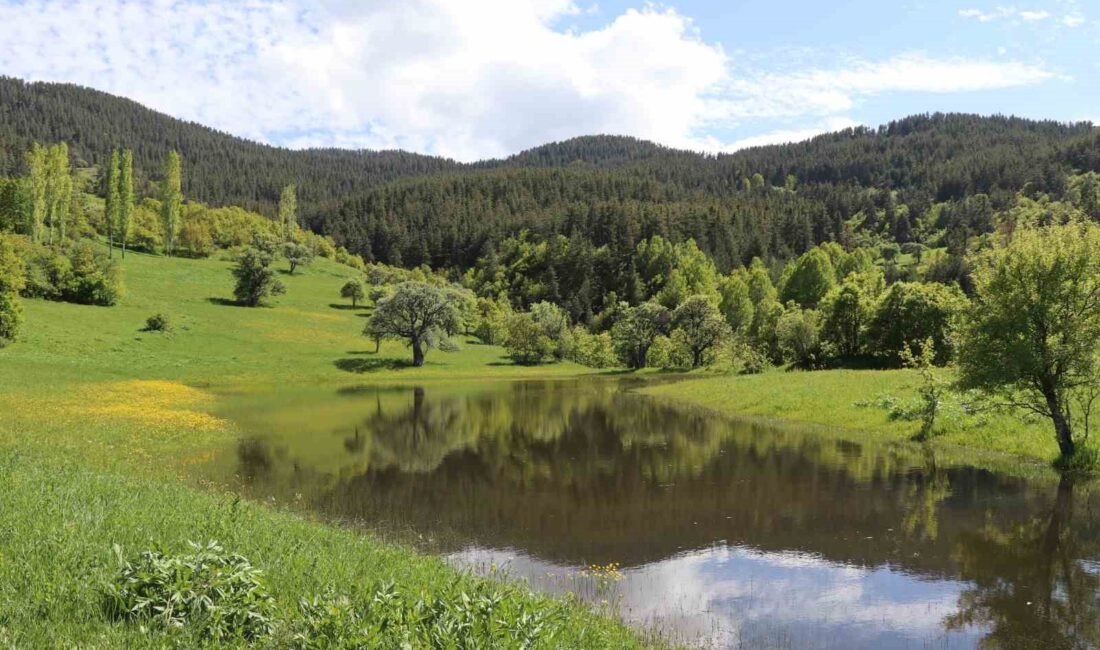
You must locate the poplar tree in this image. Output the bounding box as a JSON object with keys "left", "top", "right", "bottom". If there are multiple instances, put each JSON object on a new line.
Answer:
{"left": 161, "top": 151, "right": 182, "bottom": 255}
{"left": 45, "top": 143, "right": 71, "bottom": 246}
{"left": 104, "top": 149, "right": 120, "bottom": 256}
{"left": 118, "top": 149, "right": 134, "bottom": 258}
{"left": 24, "top": 144, "right": 47, "bottom": 243}
{"left": 278, "top": 184, "right": 297, "bottom": 240}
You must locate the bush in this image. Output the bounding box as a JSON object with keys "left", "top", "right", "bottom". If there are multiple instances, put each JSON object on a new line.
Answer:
{"left": 504, "top": 312, "right": 555, "bottom": 365}
{"left": 103, "top": 541, "right": 278, "bottom": 643}
{"left": 143, "top": 313, "right": 171, "bottom": 332}
{"left": 0, "top": 291, "right": 21, "bottom": 345}
{"left": 776, "top": 306, "right": 822, "bottom": 367}
{"left": 731, "top": 339, "right": 769, "bottom": 374}
{"left": 286, "top": 581, "right": 568, "bottom": 650}
{"left": 232, "top": 247, "right": 285, "bottom": 307}
{"left": 565, "top": 327, "right": 616, "bottom": 368}
{"left": 65, "top": 241, "right": 123, "bottom": 305}
{"left": 867, "top": 281, "right": 967, "bottom": 365}
{"left": 177, "top": 219, "right": 215, "bottom": 258}
{"left": 12, "top": 239, "right": 121, "bottom": 306}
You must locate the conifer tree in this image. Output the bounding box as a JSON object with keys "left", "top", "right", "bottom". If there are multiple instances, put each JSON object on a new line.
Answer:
{"left": 161, "top": 151, "right": 182, "bottom": 255}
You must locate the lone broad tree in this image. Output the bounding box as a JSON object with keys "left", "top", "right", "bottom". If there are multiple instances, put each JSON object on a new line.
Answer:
{"left": 365, "top": 281, "right": 461, "bottom": 366}
{"left": 956, "top": 222, "right": 1100, "bottom": 461}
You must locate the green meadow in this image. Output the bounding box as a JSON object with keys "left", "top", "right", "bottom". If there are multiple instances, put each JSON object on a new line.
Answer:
{"left": 0, "top": 248, "right": 645, "bottom": 649}
{"left": 0, "top": 245, "right": 1086, "bottom": 647}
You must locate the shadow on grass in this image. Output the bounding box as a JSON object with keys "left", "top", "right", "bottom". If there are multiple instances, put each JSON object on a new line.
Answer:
{"left": 207, "top": 297, "right": 241, "bottom": 307}
{"left": 334, "top": 357, "right": 415, "bottom": 373}
{"left": 328, "top": 303, "right": 367, "bottom": 311}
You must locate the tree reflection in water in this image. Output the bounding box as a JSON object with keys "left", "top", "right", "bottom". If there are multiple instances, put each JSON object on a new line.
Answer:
{"left": 947, "top": 475, "right": 1100, "bottom": 649}
{"left": 219, "top": 381, "right": 1100, "bottom": 648}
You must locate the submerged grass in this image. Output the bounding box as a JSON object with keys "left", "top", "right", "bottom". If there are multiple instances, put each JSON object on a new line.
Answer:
{"left": 640, "top": 368, "right": 1088, "bottom": 483}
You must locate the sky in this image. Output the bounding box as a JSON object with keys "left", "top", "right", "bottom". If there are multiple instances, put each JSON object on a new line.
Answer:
{"left": 0, "top": 0, "right": 1095, "bottom": 161}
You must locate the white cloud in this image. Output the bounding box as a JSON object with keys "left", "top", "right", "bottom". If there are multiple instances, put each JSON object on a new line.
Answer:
{"left": 712, "top": 54, "right": 1053, "bottom": 124}
{"left": 704, "top": 117, "right": 862, "bottom": 153}
{"left": 0, "top": 0, "right": 1060, "bottom": 160}
{"left": 1018, "top": 10, "right": 1051, "bottom": 21}
{"left": 960, "top": 6, "right": 1083, "bottom": 25}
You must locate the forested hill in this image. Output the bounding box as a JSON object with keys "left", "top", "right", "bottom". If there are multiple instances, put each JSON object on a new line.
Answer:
{"left": 316, "top": 117, "right": 1100, "bottom": 269}
{"left": 2, "top": 76, "right": 1098, "bottom": 270}
{"left": 0, "top": 77, "right": 461, "bottom": 214}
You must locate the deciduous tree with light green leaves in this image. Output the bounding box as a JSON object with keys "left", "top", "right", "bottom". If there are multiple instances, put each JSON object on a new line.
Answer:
{"left": 161, "top": 151, "right": 182, "bottom": 255}
{"left": 104, "top": 149, "right": 121, "bottom": 256}
{"left": 718, "top": 272, "right": 754, "bottom": 335}
{"left": 340, "top": 279, "right": 365, "bottom": 307}
{"left": 279, "top": 184, "right": 297, "bottom": 240}
{"left": 118, "top": 149, "right": 134, "bottom": 257}
{"left": 671, "top": 295, "right": 731, "bottom": 368}
{"left": 366, "top": 281, "right": 462, "bottom": 367}
{"left": 24, "top": 143, "right": 47, "bottom": 243}
{"left": 956, "top": 222, "right": 1100, "bottom": 462}
{"left": 45, "top": 142, "right": 71, "bottom": 245}
{"left": 779, "top": 247, "right": 835, "bottom": 309}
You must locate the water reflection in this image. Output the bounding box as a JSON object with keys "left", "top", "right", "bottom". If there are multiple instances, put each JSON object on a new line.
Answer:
{"left": 211, "top": 380, "right": 1100, "bottom": 649}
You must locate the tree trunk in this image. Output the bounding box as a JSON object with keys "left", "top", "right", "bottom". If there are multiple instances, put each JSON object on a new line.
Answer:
{"left": 1042, "top": 381, "right": 1076, "bottom": 457}
{"left": 411, "top": 337, "right": 424, "bottom": 366}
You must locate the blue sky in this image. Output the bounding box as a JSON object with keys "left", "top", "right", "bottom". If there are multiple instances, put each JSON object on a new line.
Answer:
{"left": 0, "top": 0, "right": 1094, "bottom": 160}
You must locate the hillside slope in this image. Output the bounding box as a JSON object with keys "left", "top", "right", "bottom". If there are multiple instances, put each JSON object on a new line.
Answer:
{"left": 2, "top": 77, "right": 1098, "bottom": 269}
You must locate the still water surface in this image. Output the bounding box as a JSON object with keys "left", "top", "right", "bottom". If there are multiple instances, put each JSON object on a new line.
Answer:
{"left": 204, "top": 379, "right": 1100, "bottom": 649}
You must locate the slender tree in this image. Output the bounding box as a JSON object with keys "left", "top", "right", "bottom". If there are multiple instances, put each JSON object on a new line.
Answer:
{"left": 104, "top": 149, "right": 120, "bottom": 256}
{"left": 279, "top": 184, "right": 297, "bottom": 240}
{"left": 45, "top": 142, "right": 71, "bottom": 246}
{"left": 118, "top": 149, "right": 134, "bottom": 258}
{"left": 161, "top": 151, "right": 182, "bottom": 255}
{"left": 24, "top": 143, "right": 47, "bottom": 243}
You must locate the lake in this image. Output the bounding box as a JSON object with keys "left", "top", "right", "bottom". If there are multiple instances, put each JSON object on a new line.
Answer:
{"left": 202, "top": 379, "right": 1100, "bottom": 649}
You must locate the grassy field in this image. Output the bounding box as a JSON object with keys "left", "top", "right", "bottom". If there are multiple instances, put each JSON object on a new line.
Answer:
{"left": 0, "top": 247, "right": 644, "bottom": 648}
{"left": 0, "top": 244, "right": 1088, "bottom": 646}
{"left": 640, "top": 368, "right": 1074, "bottom": 481}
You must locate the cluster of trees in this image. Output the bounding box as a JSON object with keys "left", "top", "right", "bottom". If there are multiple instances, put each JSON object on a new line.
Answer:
{"left": 351, "top": 191, "right": 1100, "bottom": 466}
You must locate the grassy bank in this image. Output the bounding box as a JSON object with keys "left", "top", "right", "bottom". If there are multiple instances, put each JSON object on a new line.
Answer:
{"left": 0, "top": 248, "right": 643, "bottom": 647}
{"left": 640, "top": 368, "right": 1072, "bottom": 480}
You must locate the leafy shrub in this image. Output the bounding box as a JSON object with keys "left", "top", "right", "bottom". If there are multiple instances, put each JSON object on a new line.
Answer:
{"left": 11, "top": 239, "right": 121, "bottom": 306}
{"left": 286, "top": 581, "right": 568, "bottom": 650}
{"left": 103, "top": 541, "right": 277, "bottom": 643}
{"left": 65, "top": 241, "right": 123, "bottom": 305}
{"left": 565, "top": 327, "right": 616, "bottom": 368}
{"left": 504, "top": 312, "right": 555, "bottom": 365}
{"left": 731, "top": 339, "right": 769, "bottom": 374}
{"left": 867, "top": 281, "right": 967, "bottom": 365}
{"left": 0, "top": 291, "right": 21, "bottom": 345}
{"left": 1054, "top": 445, "right": 1100, "bottom": 475}
{"left": 232, "top": 247, "right": 285, "bottom": 307}
{"left": 776, "top": 305, "right": 822, "bottom": 367}
{"left": 143, "top": 313, "right": 171, "bottom": 332}
{"left": 177, "top": 219, "right": 215, "bottom": 258}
